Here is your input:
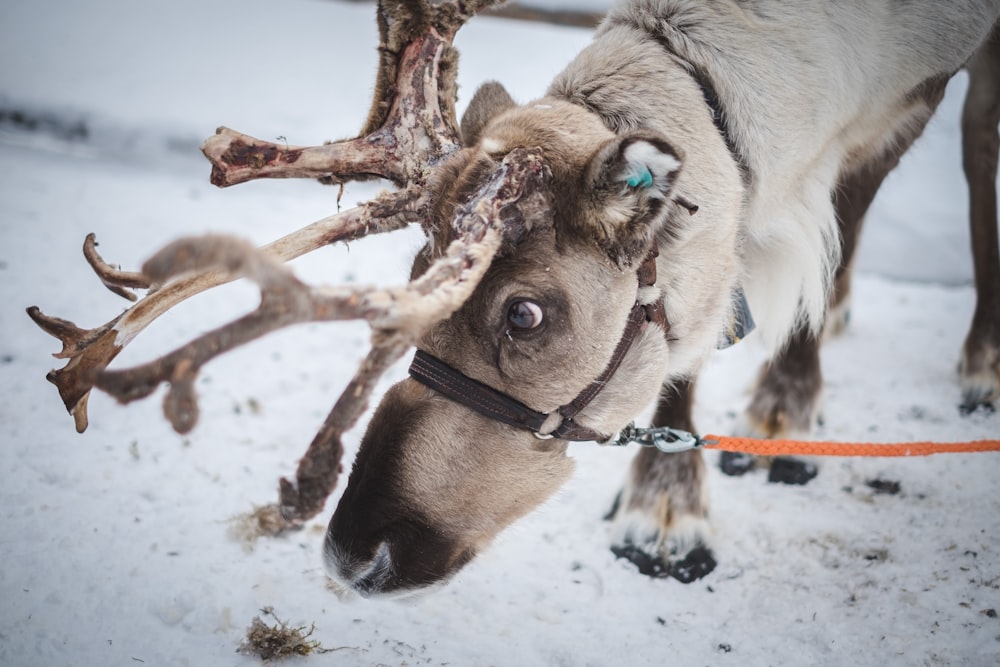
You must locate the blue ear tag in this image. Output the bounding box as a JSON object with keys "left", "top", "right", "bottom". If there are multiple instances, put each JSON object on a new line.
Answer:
{"left": 626, "top": 166, "right": 654, "bottom": 189}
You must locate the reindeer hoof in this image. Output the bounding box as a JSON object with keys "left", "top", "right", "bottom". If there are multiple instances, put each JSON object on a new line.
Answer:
{"left": 960, "top": 400, "right": 996, "bottom": 415}
{"left": 767, "top": 457, "right": 818, "bottom": 485}
{"left": 668, "top": 545, "right": 718, "bottom": 583}
{"left": 611, "top": 544, "right": 670, "bottom": 577}
{"left": 959, "top": 384, "right": 997, "bottom": 415}
{"left": 611, "top": 543, "right": 717, "bottom": 583}
{"left": 719, "top": 451, "right": 756, "bottom": 476}
{"left": 958, "top": 335, "right": 1000, "bottom": 414}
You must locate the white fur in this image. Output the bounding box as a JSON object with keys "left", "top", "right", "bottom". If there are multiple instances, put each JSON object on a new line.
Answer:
{"left": 608, "top": 502, "right": 713, "bottom": 557}
{"left": 622, "top": 140, "right": 681, "bottom": 194}
{"left": 480, "top": 137, "right": 504, "bottom": 155}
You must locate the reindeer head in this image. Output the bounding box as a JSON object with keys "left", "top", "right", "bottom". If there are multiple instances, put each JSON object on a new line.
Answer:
{"left": 324, "top": 85, "right": 691, "bottom": 597}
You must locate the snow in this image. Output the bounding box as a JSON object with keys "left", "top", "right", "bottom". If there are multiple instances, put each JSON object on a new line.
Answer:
{"left": 1, "top": 1, "right": 998, "bottom": 665}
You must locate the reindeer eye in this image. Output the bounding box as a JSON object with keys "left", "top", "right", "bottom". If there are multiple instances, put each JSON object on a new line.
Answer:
{"left": 507, "top": 300, "right": 544, "bottom": 331}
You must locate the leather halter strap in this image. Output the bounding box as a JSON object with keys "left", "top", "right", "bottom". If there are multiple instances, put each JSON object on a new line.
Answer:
{"left": 408, "top": 250, "right": 668, "bottom": 443}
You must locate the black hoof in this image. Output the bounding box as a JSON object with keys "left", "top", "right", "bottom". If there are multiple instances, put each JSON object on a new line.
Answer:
{"left": 669, "top": 545, "right": 717, "bottom": 583}
{"left": 959, "top": 397, "right": 996, "bottom": 416}
{"left": 719, "top": 450, "right": 756, "bottom": 476}
{"left": 768, "top": 457, "right": 817, "bottom": 485}
{"left": 611, "top": 544, "right": 717, "bottom": 583}
{"left": 611, "top": 544, "right": 670, "bottom": 577}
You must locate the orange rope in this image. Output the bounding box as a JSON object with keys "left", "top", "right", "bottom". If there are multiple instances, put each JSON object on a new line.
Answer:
{"left": 701, "top": 435, "right": 1000, "bottom": 457}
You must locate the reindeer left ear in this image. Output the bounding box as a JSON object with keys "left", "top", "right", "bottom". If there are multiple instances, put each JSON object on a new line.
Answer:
{"left": 582, "top": 135, "right": 683, "bottom": 267}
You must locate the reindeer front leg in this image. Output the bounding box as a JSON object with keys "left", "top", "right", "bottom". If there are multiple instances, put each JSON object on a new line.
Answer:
{"left": 607, "top": 379, "right": 716, "bottom": 583}
{"left": 728, "top": 161, "right": 907, "bottom": 484}
{"left": 732, "top": 74, "right": 953, "bottom": 483}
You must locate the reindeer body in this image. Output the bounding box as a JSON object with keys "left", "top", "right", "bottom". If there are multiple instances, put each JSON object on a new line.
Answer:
{"left": 32, "top": 0, "right": 996, "bottom": 599}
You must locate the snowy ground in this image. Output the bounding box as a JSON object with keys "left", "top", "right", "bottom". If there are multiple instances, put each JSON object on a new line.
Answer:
{"left": 1, "top": 1, "right": 999, "bottom": 665}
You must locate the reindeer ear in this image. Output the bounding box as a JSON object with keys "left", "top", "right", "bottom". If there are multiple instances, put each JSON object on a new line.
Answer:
{"left": 582, "top": 135, "right": 683, "bottom": 267}
{"left": 460, "top": 82, "right": 517, "bottom": 147}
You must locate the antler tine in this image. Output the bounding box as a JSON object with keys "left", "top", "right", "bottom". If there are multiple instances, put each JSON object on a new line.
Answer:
{"left": 243, "top": 340, "right": 410, "bottom": 537}
{"left": 201, "top": 128, "right": 408, "bottom": 188}
{"left": 82, "top": 233, "right": 151, "bottom": 301}
{"left": 273, "top": 341, "right": 409, "bottom": 530}
{"left": 202, "top": 0, "right": 505, "bottom": 189}
{"left": 30, "top": 187, "right": 423, "bottom": 432}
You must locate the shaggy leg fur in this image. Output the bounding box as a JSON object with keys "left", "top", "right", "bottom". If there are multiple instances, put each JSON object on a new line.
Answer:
{"left": 609, "top": 380, "right": 716, "bottom": 582}
{"left": 960, "top": 27, "right": 1000, "bottom": 413}
{"left": 729, "top": 76, "right": 953, "bottom": 482}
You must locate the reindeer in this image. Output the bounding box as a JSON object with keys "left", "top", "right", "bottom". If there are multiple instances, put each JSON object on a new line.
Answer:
{"left": 30, "top": 0, "right": 1000, "bottom": 599}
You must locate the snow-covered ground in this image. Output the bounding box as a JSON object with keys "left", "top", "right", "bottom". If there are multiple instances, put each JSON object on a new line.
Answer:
{"left": 1, "top": 1, "right": 998, "bottom": 665}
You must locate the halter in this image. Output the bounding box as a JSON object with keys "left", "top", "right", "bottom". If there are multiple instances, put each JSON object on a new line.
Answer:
{"left": 408, "top": 249, "right": 668, "bottom": 443}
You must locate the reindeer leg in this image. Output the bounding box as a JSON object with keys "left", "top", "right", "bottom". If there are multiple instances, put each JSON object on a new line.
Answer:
{"left": 724, "top": 165, "right": 888, "bottom": 482}
{"left": 728, "top": 160, "right": 877, "bottom": 483}
{"left": 609, "top": 379, "right": 716, "bottom": 583}
{"left": 730, "top": 75, "right": 951, "bottom": 482}
{"left": 959, "top": 27, "right": 1000, "bottom": 413}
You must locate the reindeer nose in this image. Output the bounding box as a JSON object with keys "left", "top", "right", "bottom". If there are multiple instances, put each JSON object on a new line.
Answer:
{"left": 323, "top": 533, "right": 395, "bottom": 598}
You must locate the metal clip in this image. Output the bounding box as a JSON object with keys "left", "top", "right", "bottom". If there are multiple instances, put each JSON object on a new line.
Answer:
{"left": 646, "top": 427, "right": 704, "bottom": 453}
{"left": 606, "top": 422, "right": 706, "bottom": 453}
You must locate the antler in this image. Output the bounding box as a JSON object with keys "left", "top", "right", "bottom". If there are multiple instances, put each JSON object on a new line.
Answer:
{"left": 28, "top": 192, "right": 417, "bottom": 433}
{"left": 201, "top": 0, "right": 497, "bottom": 188}
{"left": 29, "top": 0, "right": 541, "bottom": 532}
